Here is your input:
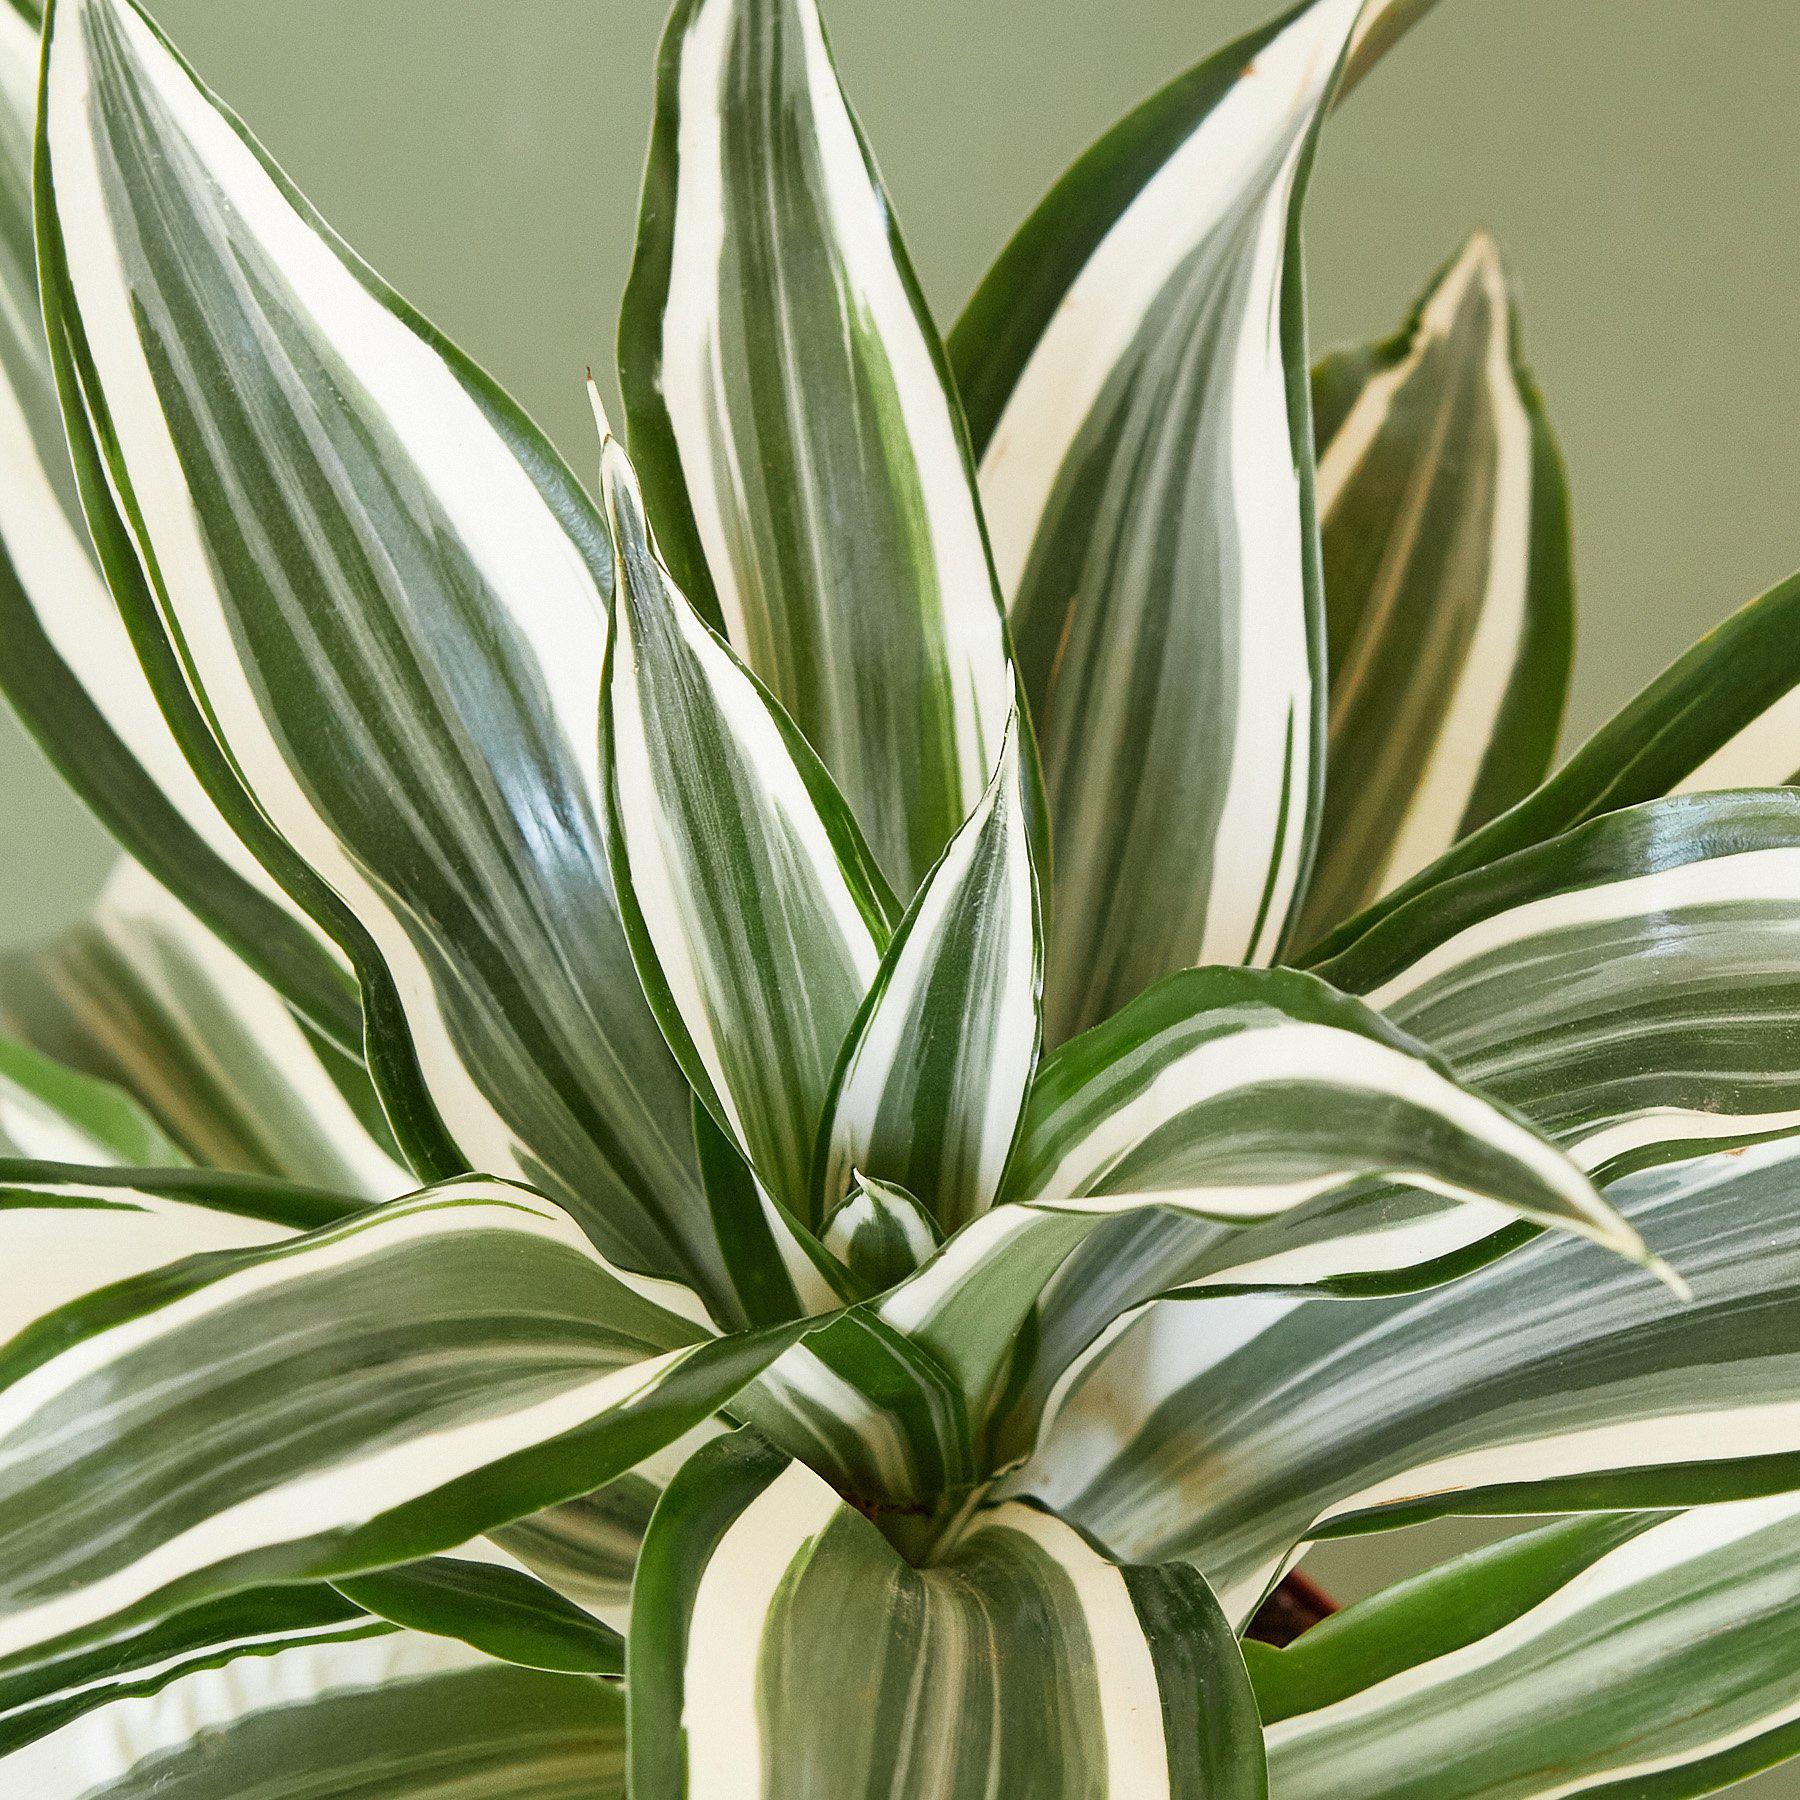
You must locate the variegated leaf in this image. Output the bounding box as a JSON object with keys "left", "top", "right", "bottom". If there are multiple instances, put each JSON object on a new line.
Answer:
{"left": 1308, "top": 563, "right": 1800, "bottom": 963}
{"left": 628, "top": 1429, "right": 1264, "bottom": 1799}
{"left": 0, "top": 1031, "right": 181, "bottom": 1167}
{"left": 951, "top": 0, "right": 1413, "bottom": 1041}
{"left": 1297, "top": 232, "right": 1572, "bottom": 941}
{"left": 0, "top": 1172, "right": 793, "bottom": 1675}
{"left": 1, "top": 1626, "right": 625, "bottom": 1798}
{"left": 1253, "top": 1500, "right": 1800, "bottom": 1799}
{"left": 599, "top": 428, "right": 894, "bottom": 1217}
{"left": 36, "top": 0, "right": 735, "bottom": 1312}
{"left": 819, "top": 1172, "right": 941, "bottom": 1296}
{"left": 0, "top": 0, "right": 361, "bottom": 1051}
{"left": 816, "top": 713, "right": 1040, "bottom": 1232}
{"left": 618, "top": 0, "right": 1021, "bottom": 897}
{"left": 0, "top": 864, "right": 408, "bottom": 1196}
{"left": 1027, "top": 1132, "right": 1800, "bottom": 1628}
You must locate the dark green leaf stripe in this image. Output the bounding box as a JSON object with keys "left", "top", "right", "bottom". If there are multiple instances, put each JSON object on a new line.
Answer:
{"left": 1253, "top": 1499, "right": 1800, "bottom": 1798}
{"left": 0, "top": 1175, "right": 793, "bottom": 1674}
{"left": 0, "top": 0, "right": 363, "bottom": 1055}
{"left": 1316, "top": 791, "right": 1800, "bottom": 1176}
{"left": 334, "top": 1554, "right": 623, "bottom": 1676}
{"left": 600, "top": 431, "right": 894, "bottom": 1219}
{"left": 628, "top": 1429, "right": 1265, "bottom": 1798}
{"left": 1307, "top": 563, "right": 1800, "bottom": 963}
{"left": 816, "top": 715, "right": 1041, "bottom": 1234}
{"left": 1298, "top": 232, "right": 1573, "bottom": 941}
{"left": 3, "top": 1630, "right": 625, "bottom": 1798}
{"left": 619, "top": 0, "right": 1022, "bottom": 898}
{"left": 1027, "top": 1132, "right": 1800, "bottom": 1626}
{"left": 0, "top": 865, "right": 406, "bottom": 1195}
{"left": 0, "top": 1582, "right": 381, "bottom": 1758}
{"left": 950, "top": 0, "right": 1372, "bottom": 1040}
{"left": 35, "top": 0, "right": 739, "bottom": 1313}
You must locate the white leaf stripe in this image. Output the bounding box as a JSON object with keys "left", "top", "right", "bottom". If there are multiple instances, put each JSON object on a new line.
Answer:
{"left": 951, "top": 0, "right": 1372, "bottom": 1040}
{"left": 2, "top": 1628, "right": 625, "bottom": 1798}
{"left": 1027, "top": 1133, "right": 1800, "bottom": 1629}
{"left": 600, "top": 433, "right": 892, "bottom": 1216}
{"left": 817, "top": 715, "right": 1040, "bottom": 1232}
{"left": 0, "top": 1176, "right": 790, "bottom": 1675}
{"left": 38, "top": 0, "right": 726, "bottom": 1307}
{"left": 1257, "top": 1497, "right": 1800, "bottom": 1799}
{"left": 630, "top": 1430, "right": 1261, "bottom": 1798}
{"left": 619, "top": 0, "right": 1017, "bottom": 897}
{"left": 0, "top": 0, "right": 362, "bottom": 1053}
{"left": 1, "top": 863, "right": 409, "bottom": 1196}
{"left": 1300, "top": 231, "right": 1570, "bottom": 939}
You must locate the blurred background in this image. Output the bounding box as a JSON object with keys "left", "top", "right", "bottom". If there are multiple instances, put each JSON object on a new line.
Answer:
{"left": 6, "top": 3, "right": 1800, "bottom": 1767}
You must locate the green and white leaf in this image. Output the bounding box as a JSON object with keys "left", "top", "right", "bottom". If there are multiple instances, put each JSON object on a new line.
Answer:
{"left": 1027, "top": 1131, "right": 1800, "bottom": 1626}
{"left": 1310, "top": 563, "right": 1800, "bottom": 961}
{"left": 2, "top": 1628, "right": 625, "bottom": 1798}
{"left": 1253, "top": 1498, "right": 1800, "bottom": 1799}
{"left": 0, "top": 1031, "right": 181, "bottom": 1166}
{"left": 0, "top": 0, "right": 361, "bottom": 1052}
{"left": 37, "top": 0, "right": 729, "bottom": 1310}
{"left": 816, "top": 714, "right": 1040, "bottom": 1233}
{"left": 628, "top": 1428, "right": 1264, "bottom": 1799}
{"left": 0, "top": 1173, "right": 792, "bottom": 1675}
{"left": 0, "top": 864, "right": 407, "bottom": 1195}
{"left": 951, "top": 0, "right": 1375, "bottom": 1040}
{"left": 1297, "top": 231, "right": 1572, "bottom": 942}
{"left": 820, "top": 1172, "right": 941, "bottom": 1296}
{"left": 600, "top": 430, "right": 893, "bottom": 1217}
{"left": 618, "top": 0, "right": 1018, "bottom": 897}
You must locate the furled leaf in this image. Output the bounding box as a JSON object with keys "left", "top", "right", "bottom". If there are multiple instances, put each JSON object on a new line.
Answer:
{"left": 1026, "top": 1132, "right": 1800, "bottom": 1627}
{"left": 816, "top": 713, "right": 1040, "bottom": 1232}
{"left": 600, "top": 429, "right": 894, "bottom": 1217}
{"left": 628, "top": 1429, "right": 1264, "bottom": 1799}
{"left": 951, "top": 0, "right": 1376, "bottom": 1040}
{"left": 0, "top": 1031, "right": 182, "bottom": 1166}
{"left": 1, "top": 1628, "right": 625, "bottom": 1797}
{"left": 0, "top": 1172, "right": 793, "bottom": 1675}
{"left": 1252, "top": 1499, "right": 1800, "bottom": 1799}
{"left": 618, "top": 0, "right": 1020, "bottom": 897}
{"left": 0, "top": 0, "right": 362, "bottom": 1052}
{"left": 334, "top": 1553, "right": 623, "bottom": 1676}
{"left": 0, "top": 865, "right": 408, "bottom": 1196}
{"left": 1297, "top": 232, "right": 1572, "bottom": 941}
{"left": 36, "top": 0, "right": 730, "bottom": 1310}
{"left": 820, "top": 1172, "right": 941, "bottom": 1296}
{"left": 1307, "top": 563, "right": 1800, "bottom": 962}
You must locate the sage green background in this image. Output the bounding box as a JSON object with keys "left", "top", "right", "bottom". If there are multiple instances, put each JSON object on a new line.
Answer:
{"left": 6, "top": 6, "right": 1800, "bottom": 1773}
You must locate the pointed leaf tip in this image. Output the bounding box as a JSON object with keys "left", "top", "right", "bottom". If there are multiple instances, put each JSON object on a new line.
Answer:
{"left": 587, "top": 370, "right": 615, "bottom": 448}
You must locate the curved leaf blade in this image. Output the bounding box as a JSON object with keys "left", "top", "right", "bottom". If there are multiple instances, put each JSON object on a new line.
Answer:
{"left": 0, "top": 1173, "right": 792, "bottom": 1675}
{"left": 1254, "top": 1500, "right": 1800, "bottom": 1800}
{"left": 600, "top": 431, "right": 894, "bottom": 1217}
{"left": 0, "top": 864, "right": 408, "bottom": 1196}
{"left": 1298, "top": 232, "right": 1572, "bottom": 940}
{"left": 816, "top": 714, "right": 1040, "bottom": 1232}
{"left": 618, "top": 0, "right": 1019, "bottom": 896}
{"left": 2, "top": 1628, "right": 625, "bottom": 1798}
{"left": 36, "top": 0, "right": 722, "bottom": 1306}
{"left": 950, "top": 0, "right": 1371, "bottom": 1038}
{"left": 628, "top": 1429, "right": 1264, "bottom": 1799}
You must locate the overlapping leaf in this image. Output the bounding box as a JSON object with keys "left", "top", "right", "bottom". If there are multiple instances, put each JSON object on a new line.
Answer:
{"left": 618, "top": 0, "right": 1020, "bottom": 897}
{"left": 1027, "top": 1132, "right": 1800, "bottom": 1627}
{"left": 628, "top": 1429, "right": 1263, "bottom": 1800}
{"left": 599, "top": 430, "right": 893, "bottom": 1218}
{"left": 0, "top": 1172, "right": 791, "bottom": 1676}
{"left": 2, "top": 1627, "right": 625, "bottom": 1798}
{"left": 1298, "top": 232, "right": 1573, "bottom": 940}
{"left": 952, "top": 0, "right": 1380, "bottom": 1039}
{"left": 0, "top": 0, "right": 361, "bottom": 1051}
{"left": 1251, "top": 1499, "right": 1800, "bottom": 1799}
{"left": 35, "top": 0, "right": 740, "bottom": 1313}
{"left": 0, "top": 865, "right": 408, "bottom": 1195}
